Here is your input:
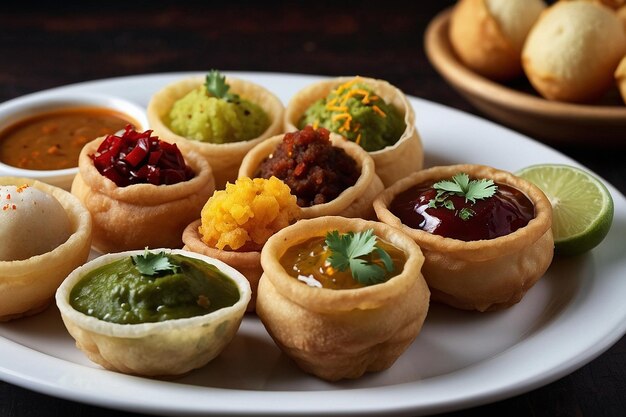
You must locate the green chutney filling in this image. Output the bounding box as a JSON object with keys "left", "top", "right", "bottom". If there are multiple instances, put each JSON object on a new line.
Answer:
{"left": 166, "top": 70, "right": 269, "bottom": 143}
{"left": 298, "top": 78, "right": 406, "bottom": 152}
{"left": 70, "top": 253, "right": 240, "bottom": 324}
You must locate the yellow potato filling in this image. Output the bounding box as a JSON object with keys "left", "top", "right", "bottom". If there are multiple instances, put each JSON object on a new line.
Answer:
{"left": 199, "top": 177, "right": 299, "bottom": 251}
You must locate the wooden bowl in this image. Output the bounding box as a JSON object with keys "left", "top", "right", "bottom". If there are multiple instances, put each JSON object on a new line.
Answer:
{"left": 424, "top": 8, "right": 626, "bottom": 144}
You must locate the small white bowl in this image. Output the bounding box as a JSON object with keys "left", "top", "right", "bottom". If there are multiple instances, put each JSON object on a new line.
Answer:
{"left": 0, "top": 92, "right": 149, "bottom": 190}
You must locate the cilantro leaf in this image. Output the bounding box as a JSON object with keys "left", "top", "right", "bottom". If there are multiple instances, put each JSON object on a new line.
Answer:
{"left": 374, "top": 247, "right": 394, "bottom": 272}
{"left": 131, "top": 249, "right": 180, "bottom": 276}
{"left": 429, "top": 173, "right": 497, "bottom": 219}
{"left": 433, "top": 172, "right": 497, "bottom": 203}
{"left": 464, "top": 178, "right": 497, "bottom": 203}
{"left": 325, "top": 229, "right": 395, "bottom": 286}
{"left": 325, "top": 230, "right": 351, "bottom": 271}
{"left": 346, "top": 228, "right": 377, "bottom": 259}
{"left": 458, "top": 207, "right": 475, "bottom": 221}
{"left": 205, "top": 69, "right": 238, "bottom": 100}
{"left": 350, "top": 258, "right": 386, "bottom": 285}
{"left": 433, "top": 178, "right": 464, "bottom": 194}
{"left": 429, "top": 190, "right": 452, "bottom": 209}
{"left": 452, "top": 172, "right": 470, "bottom": 191}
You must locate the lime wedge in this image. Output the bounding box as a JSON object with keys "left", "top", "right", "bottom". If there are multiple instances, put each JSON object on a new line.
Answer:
{"left": 516, "top": 164, "right": 614, "bottom": 256}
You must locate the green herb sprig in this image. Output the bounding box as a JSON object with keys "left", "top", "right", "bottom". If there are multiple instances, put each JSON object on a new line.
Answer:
{"left": 325, "top": 229, "right": 394, "bottom": 286}
{"left": 131, "top": 248, "right": 180, "bottom": 277}
{"left": 205, "top": 69, "right": 239, "bottom": 101}
{"left": 429, "top": 173, "right": 497, "bottom": 220}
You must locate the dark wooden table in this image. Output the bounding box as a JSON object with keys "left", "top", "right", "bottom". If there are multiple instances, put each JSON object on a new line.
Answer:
{"left": 1, "top": 1, "right": 624, "bottom": 416}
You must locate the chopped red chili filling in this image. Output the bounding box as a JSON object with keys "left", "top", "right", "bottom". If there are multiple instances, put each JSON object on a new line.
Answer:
{"left": 90, "top": 125, "right": 194, "bottom": 187}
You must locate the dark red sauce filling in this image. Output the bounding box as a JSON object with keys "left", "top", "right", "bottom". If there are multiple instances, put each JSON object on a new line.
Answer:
{"left": 389, "top": 181, "right": 535, "bottom": 241}
{"left": 257, "top": 125, "right": 360, "bottom": 207}
{"left": 90, "top": 125, "right": 195, "bottom": 187}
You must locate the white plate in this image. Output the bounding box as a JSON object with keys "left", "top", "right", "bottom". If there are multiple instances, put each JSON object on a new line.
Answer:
{"left": 1, "top": 72, "right": 625, "bottom": 416}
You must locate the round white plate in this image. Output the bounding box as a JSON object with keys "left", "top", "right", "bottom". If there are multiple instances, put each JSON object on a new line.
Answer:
{"left": 1, "top": 72, "right": 625, "bottom": 416}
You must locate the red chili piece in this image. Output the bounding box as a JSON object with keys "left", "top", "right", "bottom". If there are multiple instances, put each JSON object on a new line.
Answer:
{"left": 90, "top": 125, "right": 195, "bottom": 187}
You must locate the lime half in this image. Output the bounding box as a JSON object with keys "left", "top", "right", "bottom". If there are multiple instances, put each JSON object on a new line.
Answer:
{"left": 517, "top": 164, "right": 614, "bottom": 256}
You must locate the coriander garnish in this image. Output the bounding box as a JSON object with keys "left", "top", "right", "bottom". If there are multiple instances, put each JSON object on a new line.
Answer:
{"left": 205, "top": 69, "right": 239, "bottom": 101}
{"left": 325, "top": 229, "right": 394, "bottom": 286}
{"left": 458, "top": 207, "right": 476, "bottom": 221}
{"left": 429, "top": 173, "right": 497, "bottom": 220}
{"left": 131, "top": 248, "right": 180, "bottom": 276}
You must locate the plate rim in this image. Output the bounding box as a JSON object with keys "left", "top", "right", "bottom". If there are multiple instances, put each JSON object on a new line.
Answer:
{"left": 0, "top": 71, "right": 625, "bottom": 416}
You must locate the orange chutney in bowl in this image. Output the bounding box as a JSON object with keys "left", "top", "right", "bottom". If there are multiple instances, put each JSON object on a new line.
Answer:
{"left": 0, "top": 107, "right": 138, "bottom": 171}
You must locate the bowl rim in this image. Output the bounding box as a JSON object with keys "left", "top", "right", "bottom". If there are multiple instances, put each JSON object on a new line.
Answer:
{"left": 0, "top": 91, "right": 149, "bottom": 177}
{"left": 424, "top": 8, "right": 626, "bottom": 122}
{"left": 54, "top": 248, "right": 252, "bottom": 337}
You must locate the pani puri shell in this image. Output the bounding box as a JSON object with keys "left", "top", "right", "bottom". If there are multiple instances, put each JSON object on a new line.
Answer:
{"left": 238, "top": 133, "right": 383, "bottom": 220}
{"left": 522, "top": 1, "right": 626, "bottom": 103}
{"left": 182, "top": 219, "right": 262, "bottom": 312}
{"left": 147, "top": 75, "right": 285, "bottom": 189}
{"left": 283, "top": 76, "right": 422, "bottom": 187}
{"left": 55, "top": 249, "right": 251, "bottom": 377}
{"left": 618, "top": 5, "right": 626, "bottom": 31}
{"left": 256, "top": 216, "right": 430, "bottom": 381}
{"left": 561, "top": 0, "right": 625, "bottom": 10}
{"left": 601, "top": 0, "right": 626, "bottom": 9}
{"left": 71, "top": 137, "right": 215, "bottom": 253}
{"left": 0, "top": 177, "right": 92, "bottom": 321}
{"left": 616, "top": 56, "right": 626, "bottom": 104}
{"left": 449, "top": 0, "right": 546, "bottom": 80}
{"left": 373, "top": 164, "right": 554, "bottom": 312}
